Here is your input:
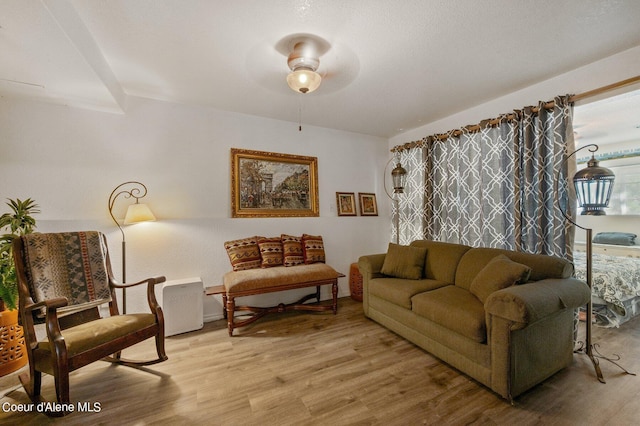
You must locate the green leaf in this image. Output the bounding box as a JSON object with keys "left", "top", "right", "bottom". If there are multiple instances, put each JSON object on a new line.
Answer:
{"left": 0, "top": 197, "right": 39, "bottom": 310}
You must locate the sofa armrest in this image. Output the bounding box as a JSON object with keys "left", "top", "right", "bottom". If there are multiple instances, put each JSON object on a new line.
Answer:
{"left": 358, "top": 254, "right": 386, "bottom": 278}
{"left": 485, "top": 278, "right": 590, "bottom": 329}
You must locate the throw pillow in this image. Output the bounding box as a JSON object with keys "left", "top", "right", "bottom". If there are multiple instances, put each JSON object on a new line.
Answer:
{"left": 281, "top": 234, "right": 304, "bottom": 266}
{"left": 469, "top": 254, "right": 532, "bottom": 303}
{"left": 302, "top": 234, "right": 326, "bottom": 264}
{"left": 593, "top": 232, "right": 637, "bottom": 246}
{"left": 258, "top": 237, "right": 284, "bottom": 268}
{"left": 224, "top": 236, "right": 262, "bottom": 271}
{"left": 380, "top": 243, "right": 427, "bottom": 280}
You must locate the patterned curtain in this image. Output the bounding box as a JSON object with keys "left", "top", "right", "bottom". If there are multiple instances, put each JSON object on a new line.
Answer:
{"left": 395, "top": 95, "right": 575, "bottom": 257}
{"left": 515, "top": 96, "right": 575, "bottom": 256}
{"left": 426, "top": 122, "right": 518, "bottom": 249}
{"left": 392, "top": 146, "right": 429, "bottom": 245}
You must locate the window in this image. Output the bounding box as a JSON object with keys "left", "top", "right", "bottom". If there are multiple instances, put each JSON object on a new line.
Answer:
{"left": 606, "top": 164, "right": 640, "bottom": 215}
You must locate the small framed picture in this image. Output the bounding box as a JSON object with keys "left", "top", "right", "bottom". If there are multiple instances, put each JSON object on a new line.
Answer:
{"left": 336, "top": 192, "right": 357, "bottom": 216}
{"left": 358, "top": 193, "right": 378, "bottom": 216}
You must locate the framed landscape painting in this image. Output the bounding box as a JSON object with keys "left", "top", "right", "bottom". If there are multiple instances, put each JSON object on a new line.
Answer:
{"left": 231, "top": 148, "right": 319, "bottom": 218}
{"left": 358, "top": 192, "right": 378, "bottom": 216}
{"left": 336, "top": 192, "right": 357, "bottom": 216}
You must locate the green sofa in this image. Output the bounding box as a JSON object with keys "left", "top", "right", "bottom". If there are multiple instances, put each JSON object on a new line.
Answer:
{"left": 358, "top": 240, "right": 590, "bottom": 400}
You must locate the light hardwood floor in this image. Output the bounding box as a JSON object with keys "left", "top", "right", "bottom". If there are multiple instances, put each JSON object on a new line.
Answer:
{"left": 1, "top": 297, "right": 638, "bottom": 425}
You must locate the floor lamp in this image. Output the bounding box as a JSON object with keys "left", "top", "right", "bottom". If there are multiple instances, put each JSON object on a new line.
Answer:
{"left": 108, "top": 181, "right": 156, "bottom": 314}
{"left": 383, "top": 156, "right": 407, "bottom": 244}
{"left": 557, "top": 143, "right": 635, "bottom": 383}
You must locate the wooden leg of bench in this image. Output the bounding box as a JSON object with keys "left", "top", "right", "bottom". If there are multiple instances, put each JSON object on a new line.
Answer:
{"left": 226, "top": 296, "right": 235, "bottom": 336}
{"left": 222, "top": 293, "right": 228, "bottom": 320}
{"left": 332, "top": 280, "right": 338, "bottom": 314}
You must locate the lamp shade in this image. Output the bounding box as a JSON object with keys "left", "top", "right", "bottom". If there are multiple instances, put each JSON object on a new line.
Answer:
{"left": 573, "top": 154, "right": 615, "bottom": 215}
{"left": 123, "top": 203, "right": 156, "bottom": 224}
{"left": 287, "top": 68, "right": 322, "bottom": 94}
{"left": 391, "top": 162, "right": 407, "bottom": 194}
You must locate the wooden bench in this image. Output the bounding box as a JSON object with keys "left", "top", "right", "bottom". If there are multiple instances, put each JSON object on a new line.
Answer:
{"left": 207, "top": 263, "right": 344, "bottom": 336}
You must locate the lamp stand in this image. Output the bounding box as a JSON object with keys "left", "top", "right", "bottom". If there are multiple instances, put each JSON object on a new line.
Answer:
{"left": 383, "top": 157, "right": 404, "bottom": 244}
{"left": 121, "top": 239, "right": 127, "bottom": 312}
{"left": 557, "top": 144, "right": 635, "bottom": 383}
{"left": 574, "top": 227, "right": 635, "bottom": 383}
{"left": 393, "top": 198, "right": 400, "bottom": 244}
{"left": 108, "top": 181, "right": 154, "bottom": 314}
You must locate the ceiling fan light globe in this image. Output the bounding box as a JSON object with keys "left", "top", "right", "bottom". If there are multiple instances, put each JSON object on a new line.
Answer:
{"left": 287, "top": 69, "right": 321, "bottom": 94}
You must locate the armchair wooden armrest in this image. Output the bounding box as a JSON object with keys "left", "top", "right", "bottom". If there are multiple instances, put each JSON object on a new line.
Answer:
{"left": 23, "top": 297, "right": 69, "bottom": 313}
{"left": 20, "top": 297, "right": 69, "bottom": 351}
{"left": 108, "top": 276, "right": 166, "bottom": 315}
{"left": 110, "top": 276, "right": 166, "bottom": 289}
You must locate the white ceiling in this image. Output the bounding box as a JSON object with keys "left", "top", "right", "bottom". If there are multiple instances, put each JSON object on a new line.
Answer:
{"left": 2, "top": 0, "right": 640, "bottom": 139}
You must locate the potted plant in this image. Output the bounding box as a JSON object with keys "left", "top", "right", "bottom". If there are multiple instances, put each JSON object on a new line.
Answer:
{"left": 0, "top": 198, "right": 39, "bottom": 376}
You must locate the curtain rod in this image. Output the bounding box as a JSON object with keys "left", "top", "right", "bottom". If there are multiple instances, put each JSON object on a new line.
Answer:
{"left": 391, "top": 75, "right": 640, "bottom": 153}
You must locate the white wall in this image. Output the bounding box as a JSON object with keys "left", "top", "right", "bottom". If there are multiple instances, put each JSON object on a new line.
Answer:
{"left": 0, "top": 96, "right": 390, "bottom": 321}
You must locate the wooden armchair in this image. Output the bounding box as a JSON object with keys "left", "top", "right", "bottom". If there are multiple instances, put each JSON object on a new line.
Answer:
{"left": 12, "top": 231, "right": 167, "bottom": 416}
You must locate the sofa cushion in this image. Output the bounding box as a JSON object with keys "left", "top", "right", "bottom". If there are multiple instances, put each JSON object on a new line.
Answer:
{"left": 410, "top": 240, "right": 471, "bottom": 282}
{"left": 380, "top": 243, "right": 427, "bottom": 280}
{"left": 455, "top": 247, "right": 573, "bottom": 290}
{"left": 469, "top": 254, "right": 531, "bottom": 303}
{"left": 411, "top": 286, "right": 486, "bottom": 343}
{"left": 369, "top": 277, "right": 450, "bottom": 309}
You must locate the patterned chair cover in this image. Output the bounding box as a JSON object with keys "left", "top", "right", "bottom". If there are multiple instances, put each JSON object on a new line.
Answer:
{"left": 21, "top": 231, "right": 112, "bottom": 316}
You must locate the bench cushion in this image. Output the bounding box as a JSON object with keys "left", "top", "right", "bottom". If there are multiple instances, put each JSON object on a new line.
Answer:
{"left": 223, "top": 263, "right": 340, "bottom": 294}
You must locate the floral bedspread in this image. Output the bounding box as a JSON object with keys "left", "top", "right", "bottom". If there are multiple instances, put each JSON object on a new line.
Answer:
{"left": 573, "top": 252, "right": 640, "bottom": 327}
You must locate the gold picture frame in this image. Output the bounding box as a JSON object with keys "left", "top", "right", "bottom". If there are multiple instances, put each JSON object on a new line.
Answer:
{"left": 358, "top": 192, "right": 378, "bottom": 216}
{"left": 336, "top": 192, "right": 357, "bottom": 216}
{"left": 231, "top": 148, "right": 319, "bottom": 218}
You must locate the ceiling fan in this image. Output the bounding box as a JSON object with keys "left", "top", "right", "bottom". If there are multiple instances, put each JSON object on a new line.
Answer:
{"left": 285, "top": 38, "right": 324, "bottom": 94}
{"left": 245, "top": 33, "right": 359, "bottom": 97}
{"left": 279, "top": 34, "right": 330, "bottom": 95}
{"left": 274, "top": 33, "right": 359, "bottom": 96}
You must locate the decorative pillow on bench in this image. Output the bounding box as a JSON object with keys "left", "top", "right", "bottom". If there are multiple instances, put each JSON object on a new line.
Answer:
{"left": 257, "top": 237, "right": 284, "bottom": 267}
{"left": 302, "top": 234, "right": 326, "bottom": 264}
{"left": 282, "top": 234, "right": 304, "bottom": 266}
{"left": 225, "top": 234, "right": 326, "bottom": 271}
{"left": 224, "top": 236, "right": 263, "bottom": 271}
